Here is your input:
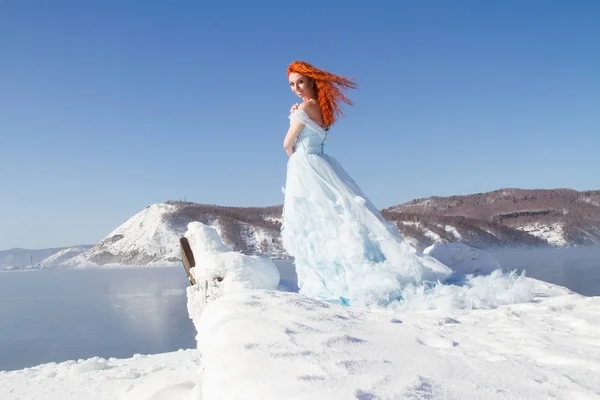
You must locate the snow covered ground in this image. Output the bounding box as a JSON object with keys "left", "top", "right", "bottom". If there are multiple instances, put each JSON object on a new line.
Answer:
{"left": 1, "top": 223, "right": 599, "bottom": 399}
{"left": 517, "top": 222, "right": 568, "bottom": 247}
{"left": 0, "top": 350, "right": 202, "bottom": 400}
{"left": 192, "top": 284, "right": 600, "bottom": 400}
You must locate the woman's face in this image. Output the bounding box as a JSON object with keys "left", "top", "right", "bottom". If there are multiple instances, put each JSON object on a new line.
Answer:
{"left": 289, "top": 72, "right": 315, "bottom": 99}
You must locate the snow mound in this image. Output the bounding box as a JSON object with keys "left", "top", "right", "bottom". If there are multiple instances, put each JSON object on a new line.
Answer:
{"left": 185, "top": 221, "right": 280, "bottom": 316}
{"left": 70, "top": 357, "right": 110, "bottom": 375}
{"left": 0, "top": 350, "right": 203, "bottom": 400}
{"left": 424, "top": 242, "right": 501, "bottom": 275}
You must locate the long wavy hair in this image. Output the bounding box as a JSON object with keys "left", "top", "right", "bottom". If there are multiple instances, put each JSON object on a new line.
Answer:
{"left": 287, "top": 61, "right": 357, "bottom": 128}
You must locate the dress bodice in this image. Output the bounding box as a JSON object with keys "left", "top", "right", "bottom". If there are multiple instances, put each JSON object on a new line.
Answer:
{"left": 289, "top": 110, "right": 327, "bottom": 155}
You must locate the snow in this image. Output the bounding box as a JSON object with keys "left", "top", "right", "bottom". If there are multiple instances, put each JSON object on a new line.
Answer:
{"left": 265, "top": 216, "right": 283, "bottom": 224}
{"left": 37, "top": 246, "right": 90, "bottom": 268}
{"left": 4, "top": 283, "right": 599, "bottom": 399}
{"left": 444, "top": 224, "right": 462, "bottom": 240}
{"left": 517, "top": 222, "right": 568, "bottom": 246}
{"left": 0, "top": 247, "right": 75, "bottom": 270}
{"left": 239, "top": 222, "right": 286, "bottom": 258}
{"left": 482, "top": 227, "right": 503, "bottom": 239}
{"left": 422, "top": 227, "right": 443, "bottom": 242}
{"left": 0, "top": 350, "right": 202, "bottom": 400}
{"left": 2, "top": 225, "right": 599, "bottom": 399}
{"left": 399, "top": 221, "right": 463, "bottom": 245}
{"left": 208, "top": 219, "right": 229, "bottom": 247}
{"left": 249, "top": 225, "right": 286, "bottom": 258}
{"left": 65, "top": 203, "right": 186, "bottom": 266}
{"left": 580, "top": 197, "right": 600, "bottom": 207}
{"left": 400, "top": 221, "right": 419, "bottom": 226}
{"left": 190, "top": 285, "right": 600, "bottom": 400}
{"left": 185, "top": 222, "right": 280, "bottom": 309}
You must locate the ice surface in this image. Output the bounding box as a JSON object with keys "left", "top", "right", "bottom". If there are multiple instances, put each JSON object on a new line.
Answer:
{"left": 424, "top": 242, "right": 501, "bottom": 275}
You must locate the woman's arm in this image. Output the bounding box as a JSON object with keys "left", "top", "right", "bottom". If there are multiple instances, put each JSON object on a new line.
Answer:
{"left": 283, "top": 119, "right": 304, "bottom": 157}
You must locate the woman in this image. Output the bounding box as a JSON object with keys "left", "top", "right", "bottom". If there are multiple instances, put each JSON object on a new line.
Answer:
{"left": 281, "top": 61, "right": 453, "bottom": 307}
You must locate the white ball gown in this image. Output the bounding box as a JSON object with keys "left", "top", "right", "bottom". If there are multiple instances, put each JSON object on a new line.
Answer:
{"left": 281, "top": 110, "right": 456, "bottom": 307}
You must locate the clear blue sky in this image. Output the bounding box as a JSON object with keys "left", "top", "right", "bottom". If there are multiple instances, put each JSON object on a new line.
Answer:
{"left": 1, "top": 1, "right": 599, "bottom": 249}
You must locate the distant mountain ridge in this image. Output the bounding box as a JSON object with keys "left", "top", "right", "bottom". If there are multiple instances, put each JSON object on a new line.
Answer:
{"left": 2, "top": 188, "right": 598, "bottom": 269}
{"left": 384, "top": 188, "right": 600, "bottom": 248}
{"left": 0, "top": 245, "right": 92, "bottom": 270}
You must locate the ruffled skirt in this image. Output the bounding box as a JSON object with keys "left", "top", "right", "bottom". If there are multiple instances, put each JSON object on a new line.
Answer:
{"left": 281, "top": 151, "right": 453, "bottom": 306}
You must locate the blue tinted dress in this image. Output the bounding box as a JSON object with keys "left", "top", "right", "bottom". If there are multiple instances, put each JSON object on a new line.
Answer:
{"left": 281, "top": 110, "right": 452, "bottom": 306}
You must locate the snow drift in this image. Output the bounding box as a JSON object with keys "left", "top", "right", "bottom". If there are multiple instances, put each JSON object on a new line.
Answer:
{"left": 182, "top": 228, "right": 599, "bottom": 399}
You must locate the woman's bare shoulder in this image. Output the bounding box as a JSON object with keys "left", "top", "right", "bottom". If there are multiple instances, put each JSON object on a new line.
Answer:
{"left": 298, "top": 99, "right": 318, "bottom": 111}
{"left": 298, "top": 100, "right": 323, "bottom": 125}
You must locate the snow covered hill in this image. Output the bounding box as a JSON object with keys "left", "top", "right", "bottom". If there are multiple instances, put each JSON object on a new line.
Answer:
{"left": 0, "top": 246, "right": 92, "bottom": 270}
{"left": 63, "top": 203, "right": 186, "bottom": 266}
{"left": 37, "top": 246, "right": 92, "bottom": 268}
{"left": 62, "top": 202, "right": 286, "bottom": 267}
{"left": 387, "top": 215, "right": 547, "bottom": 251}
{"left": 385, "top": 188, "right": 600, "bottom": 248}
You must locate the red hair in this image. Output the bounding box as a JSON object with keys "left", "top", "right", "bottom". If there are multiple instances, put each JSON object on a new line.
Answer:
{"left": 287, "top": 61, "right": 357, "bottom": 128}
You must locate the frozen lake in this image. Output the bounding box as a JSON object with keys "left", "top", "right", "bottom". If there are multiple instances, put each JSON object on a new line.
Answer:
{"left": 0, "top": 267, "right": 196, "bottom": 372}
{"left": 0, "top": 248, "right": 598, "bottom": 371}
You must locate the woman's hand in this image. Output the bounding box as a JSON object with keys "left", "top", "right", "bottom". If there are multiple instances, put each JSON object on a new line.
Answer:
{"left": 289, "top": 103, "right": 300, "bottom": 114}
